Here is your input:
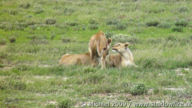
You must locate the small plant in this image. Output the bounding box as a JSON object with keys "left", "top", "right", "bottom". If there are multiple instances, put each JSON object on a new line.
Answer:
{"left": 83, "top": 67, "right": 96, "bottom": 73}
{"left": 178, "top": 7, "right": 188, "bottom": 13}
{"left": 158, "top": 22, "right": 171, "bottom": 28}
{"left": 146, "top": 21, "right": 159, "bottom": 27}
{"left": 172, "top": 26, "right": 183, "bottom": 32}
{"left": 66, "top": 22, "right": 78, "bottom": 26}
{"left": 106, "top": 19, "right": 119, "bottom": 25}
{"left": 9, "top": 36, "right": 16, "bottom": 43}
{"left": 45, "top": 19, "right": 56, "bottom": 25}
{"left": 62, "top": 38, "right": 71, "bottom": 43}
{"left": 89, "top": 19, "right": 98, "bottom": 24}
{"left": 105, "top": 32, "right": 113, "bottom": 39}
{"left": 130, "top": 83, "right": 147, "bottom": 95}
{"left": 64, "top": 8, "right": 75, "bottom": 15}
{"left": 115, "top": 23, "right": 127, "bottom": 30}
{"left": 19, "top": 3, "right": 30, "bottom": 9}
{"left": 58, "top": 99, "right": 72, "bottom": 108}
{"left": 89, "top": 24, "right": 98, "bottom": 30}
{"left": 175, "top": 19, "right": 188, "bottom": 27}
{"left": 0, "top": 38, "right": 6, "bottom": 45}
{"left": 140, "top": 58, "right": 163, "bottom": 68}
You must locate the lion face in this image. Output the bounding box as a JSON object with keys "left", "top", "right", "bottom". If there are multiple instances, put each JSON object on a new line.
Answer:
{"left": 112, "top": 42, "right": 130, "bottom": 53}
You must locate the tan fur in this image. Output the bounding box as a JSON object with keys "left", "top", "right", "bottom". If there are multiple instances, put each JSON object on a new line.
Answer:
{"left": 59, "top": 52, "right": 92, "bottom": 65}
{"left": 106, "top": 42, "right": 137, "bottom": 68}
{"left": 88, "top": 31, "right": 112, "bottom": 68}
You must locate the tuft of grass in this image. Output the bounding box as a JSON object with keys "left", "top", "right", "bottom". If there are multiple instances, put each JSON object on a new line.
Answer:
{"left": 115, "top": 23, "right": 127, "bottom": 30}
{"left": 146, "top": 21, "right": 159, "bottom": 27}
{"left": 58, "top": 99, "right": 72, "bottom": 108}
{"left": 158, "top": 22, "right": 172, "bottom": 28}
{"left": 19, "top": 3, "right": 30, "bottom": 9}
{"left": 172, "top": 26, "right": 183, "bottom": 32}
{"left": 89, "top": 24, "right": 98, "bottom": 30}
{"left": 106, "top": 19, "right": 119, "bottom": 25}
{"left": 175, "top": 19, "right": 188, "bottom": 27}
{"left": 0, "top": 39, "right": 6, "bottom": 45}
{"left": 45, "top": 19, "right": 56, "bottom": 25}
{"left": 130, "top": 83, "right": 147, "bottom": 95}
{"left": 9, "top": 36, "right": 16, "bottom": 43}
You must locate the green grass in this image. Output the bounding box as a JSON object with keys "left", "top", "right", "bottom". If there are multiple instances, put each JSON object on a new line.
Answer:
{"left": 1, "top": 0, "right": 192, "bottom": 107}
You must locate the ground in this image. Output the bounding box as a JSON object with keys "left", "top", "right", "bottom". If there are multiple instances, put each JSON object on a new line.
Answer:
{"left": 0, "top": 0, "right": 192, "bottom": 108}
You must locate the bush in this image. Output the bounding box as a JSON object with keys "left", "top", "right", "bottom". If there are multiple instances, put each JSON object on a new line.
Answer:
{"left": 115, "top": 23, "right": 127, "bottom": 30}
{"left": 0, "top": 39, "right": 6, "bottom": 45}
{"left": 175, "top": 19, "right": 188, "bottom": 27}
{"left": 146, "top": 21, "right": 159, "bottom": 27}
{"left": 58, "top": 99, "right": 72, "bottom": 108}
{"left": 158, "top": 22, "right": 171, "bottom": 28}
{"left": 172, "top": 26, "right": 183, "bottom": 32}
{"left": 106, "top": 19, "right": 119, "bottom": 25}
{"left": 20, "top": 3, "right": 30, "bottom": 9}
{"left": 130, "top": 83, "right": 147, "bottom": 95}
{"left": 89, "top": 24, "right": 98, "bottom": 30}
{"left": 178, "top": 7, "right": 188, "bottom": 13}
{"left": 66, "top": 22, "right": 78, "bottom": 26}
{"left": 45, "top": 19, "right": 56, "bottom": 25}
{"left": 83, "top": 73, "right": 104, "bottom": 84}
{"left": 9, "top": 36, "right": 16, "bottom": 43}
{"left": 111, "top": 34, "right": 140, "bottom": 44}
{"left": 140, "top": 58, "right": 163, "bottom": 68}
{"left": 83, "top": 67, "right": 97, "bottom": 73}
{"left": 89, "top": 19, "right": 98, "bottom": 24}
{"left": 62, "top": 38, "right": 71, "bottom": 43}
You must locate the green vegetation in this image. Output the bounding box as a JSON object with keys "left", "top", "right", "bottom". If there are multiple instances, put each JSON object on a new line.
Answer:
{"left": 0, "top": 0, "right": 192, "bottom": 107}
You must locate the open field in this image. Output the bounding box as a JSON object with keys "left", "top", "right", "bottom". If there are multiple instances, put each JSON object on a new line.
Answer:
{"left": 1, "top": 0, "right": 192, "bottom": 107}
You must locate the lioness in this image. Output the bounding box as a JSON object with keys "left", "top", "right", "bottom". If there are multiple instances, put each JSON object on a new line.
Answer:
{"left": 89, "top": 31, "right": 112, "bottom": 68}
{"left": 106, "top": 42, "right": 137, "bottom": 68}
{"left": 59, "top": 52, "right": 92, "bottom": 65}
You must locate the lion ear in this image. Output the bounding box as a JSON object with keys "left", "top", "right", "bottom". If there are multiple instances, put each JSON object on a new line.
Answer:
{"left": 124, "top": 42, "right": 130, "bottom": 47}
{"left": 108, "top": 38, "right": 112, "bottom": 44}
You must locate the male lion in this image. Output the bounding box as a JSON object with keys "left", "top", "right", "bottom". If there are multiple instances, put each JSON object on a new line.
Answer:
{"left": 106, "top": 42, "right": 137, "bottom": 68}
{"left": 88, "top": 31, "right": 112, "bottom": 68}
{"left": 59, "top": 52, "right": 92, "bottom": 65}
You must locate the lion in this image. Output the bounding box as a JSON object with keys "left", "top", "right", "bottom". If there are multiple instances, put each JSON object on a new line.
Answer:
{"left": 59, "top": 52, "right": 92, "bottom": 65}
{"left": 106, "top": 42, "right": 137, "bottom": 68}
{"left": 88, "top": 31, "right": 112, "bottom": 68}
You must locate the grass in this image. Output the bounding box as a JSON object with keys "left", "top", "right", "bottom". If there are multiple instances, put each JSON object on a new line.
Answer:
{"left": 1, "top": 0, "right": 192, "bottom": 107}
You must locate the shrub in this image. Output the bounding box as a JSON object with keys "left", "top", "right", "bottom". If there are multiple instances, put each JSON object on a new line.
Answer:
{"left": 83, "top": 67, "right": 97, "bottom": 73}
{"left": 172, "top": 26, "right": 183, "bottom": 32}
{"left": 115, "top": 23, "right": 127, "bottom": 30}
{"left": 89, "top": 24, "right": 98, "bottom": 30}
{"left": 89, "top": 19, "right": 98, "bottom": 24}
{"left": 58, "top": 99, "right": 72, "bottom": 108}
{"left": 83, "top": 73, "right": 104, "bottom": 84}
{"left": 175, "top": 19, "right": 188, "bottom": 27}
{"left": 158, "top": 22, "right": 171, "bottom": 28}
{"left": 105, "top": 32, "right": 114, "bottom": 39}
{"left": 106, "top": 19, "right": 119, "bottom": 25}
{"left": 64, "top": 8, "right": 75, "bottom": 15}
{"left": 9, "top": 36, "right": 16, "bottom": 43}
{"left": 66, "top": 22, "right": 78, "bottom": 26}
{"left": 45, "top": 19, "right": 56, "bottom": 25}
{"left": 20, "top": 3, "right": 30, "bottom": 9}
{"left": 111, "top": 34, "right": 139, "bottom": 44}
{"left": 62, "top": 38, "right": 71, "bottom": 43}
{"left": 130, "top": 83, "right": 147, "bottom": 95}
{"left": 146, "top": 21, "right": 159, "bottom": 27}
{"left": 0, "top": 38, "right": 6, "bottom": 45}
{"left": 140, "top": 58, "right": 163, "bottom": 68}
{"left": 178, "top": 7, "right": 188, "bottom": 13}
